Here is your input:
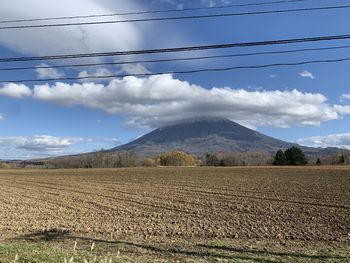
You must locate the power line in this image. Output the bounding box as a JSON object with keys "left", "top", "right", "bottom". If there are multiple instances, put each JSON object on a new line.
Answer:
{"left": 2, "top": 57, "right": 350, "bottom": 83}
{"left": 1, "top": 34, "right": 350, "bottom": 63}
{"left": 1, "top": 44, "right": 350, "bottom": 71}
{"left": 0, "top": 0, "right": 315, "bottom": 24}
{"left": 1, "top": 5, "right": 349, "bottom": 30}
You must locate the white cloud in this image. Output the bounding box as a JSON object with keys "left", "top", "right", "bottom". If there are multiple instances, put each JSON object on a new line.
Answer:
{"left": 76, "top": 64, "right": 151, "bottom": 83}
{"left": 0, "top": 113, "right": 4, "bottom": 121}
{"left": 334, "top": 105, "right": 350, "bottom": 114}
{"left": 0, "top": 135, "right": 120, "bottom": 159}
{"left": 0, "top": 135, "right": 82, "bottom": 158}
{"left": 16, "top": 135, "right": 83, "bottom": 152}
{"left": 341, "top": 94, "right": 350, "bottom": 101}
{"left": 36, "top": 64, "right": 64, "bottom": 79}
{"left": 297, "top": 133, "right": 350, "bottom": 149}
{"left": 152, "top": 0, "right": 184, "bottom": 9}
{"left": 78, "top": 68, "right": 113, "bottom": 82}
{"left": 117, "top": 64, "right": 152, "bottom": 75}
{"left": 299, "top": 70, "right": 315, "bottom": 79}
{"left": 269, "top": 74, "right": 278, "bottom": 79}
{"left": 153, "top": 0, "right": 230, "bottom": 8}
{"left": 0, "top": 1, "right": 143, "bottom": 56}
{"left": 0, "top": 83, "right": 32, "bottom": 99}
{"left": 20, "top": 74, "right": 347, "bottom": 129}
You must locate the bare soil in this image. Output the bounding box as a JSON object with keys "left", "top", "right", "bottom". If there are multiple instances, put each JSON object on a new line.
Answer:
{"left": 0, "top": 167, "right": 349, "bottom": 262}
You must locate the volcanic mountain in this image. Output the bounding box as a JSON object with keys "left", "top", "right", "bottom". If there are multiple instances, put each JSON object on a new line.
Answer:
{"left": 113, "top": 117, "right": 330, "bottom": 157}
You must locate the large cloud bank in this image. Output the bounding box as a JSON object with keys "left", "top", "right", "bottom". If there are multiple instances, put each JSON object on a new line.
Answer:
{"left": 0, "top": 74, "right": 348, "bottom": 129}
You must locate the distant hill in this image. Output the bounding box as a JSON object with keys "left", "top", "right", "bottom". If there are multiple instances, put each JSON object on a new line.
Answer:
{"left": 112, "top": 117, "right": 337, "bottom": 157}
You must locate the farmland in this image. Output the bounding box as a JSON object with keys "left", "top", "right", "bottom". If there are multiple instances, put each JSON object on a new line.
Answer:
{"left": 0, "top": 167, "right": 349, "bottom": 262}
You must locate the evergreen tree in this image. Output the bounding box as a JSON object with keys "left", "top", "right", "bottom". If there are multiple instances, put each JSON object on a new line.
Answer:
{"left": 316, "top": 158, "right": 321, "bottom": 165}
{"left": 219, "top": 159, "right": 226, "bottom": 167}
{"left": 273, "top": 149, "right": 287, "bottom": 165}
{"left": 285, "top": 146, "right": 307, "bottom": 165}
{"left": 340, "top": 154, "right": 345, "bottom": 165}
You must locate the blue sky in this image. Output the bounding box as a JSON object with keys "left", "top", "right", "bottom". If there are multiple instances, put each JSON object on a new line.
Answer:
{"left": 0, "top": 0, "right": 350, "bottom": 159}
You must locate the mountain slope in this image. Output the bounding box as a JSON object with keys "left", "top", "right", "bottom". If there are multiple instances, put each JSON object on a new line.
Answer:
{"left": 113, "top": 117, "right": 309, "bottom": 157}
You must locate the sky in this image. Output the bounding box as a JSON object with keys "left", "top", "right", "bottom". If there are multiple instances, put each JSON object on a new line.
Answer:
{"left": 0, "top": 0, "right": 350, "bottom": 159}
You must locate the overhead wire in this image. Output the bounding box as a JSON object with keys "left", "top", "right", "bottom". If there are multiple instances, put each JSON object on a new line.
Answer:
{"left": 0, "top": 0, "right": 317, "bottom": 24}
{"left": 1, "top": 2, "right": 349, "bottom": 82}
{"left": 1, "top": 34, "right": 350, "bottom": 62}
{"left": 1, "top": 44, "right": 350, "bottom": 71}
{"left": 1, "top": 4, "right": 349, "bottom": 30}
{"left": 2, "top": 56, "right": 350, "bottom": 83}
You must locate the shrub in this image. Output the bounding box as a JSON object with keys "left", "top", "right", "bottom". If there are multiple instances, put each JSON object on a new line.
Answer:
{"left": 0, "top": 162, "right": 12, "bottom": 169}
{"left": 142, "top": 158, "right": 157, "bottom": 167}
{"left": 159, "top": 151, "right": 197, "bottom": 166}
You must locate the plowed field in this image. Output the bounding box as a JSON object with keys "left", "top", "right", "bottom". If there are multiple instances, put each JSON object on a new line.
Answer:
{"left": 0, "top": 167, "right": 349, "bottom": 262}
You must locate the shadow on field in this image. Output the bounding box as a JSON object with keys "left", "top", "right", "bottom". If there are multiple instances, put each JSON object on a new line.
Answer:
{"left": 14, "top": 229, "right": 70, "bottom": 242}
{"left": 11, "top": 229, "right": 348, "bottom": 262}
{"left": 197, "top": 244, "right": 347, "bottom": 261}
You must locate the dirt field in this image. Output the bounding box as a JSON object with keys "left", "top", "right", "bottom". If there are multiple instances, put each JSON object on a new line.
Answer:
{"left": 0, "top": 167, "right": 349, "bottom": 262}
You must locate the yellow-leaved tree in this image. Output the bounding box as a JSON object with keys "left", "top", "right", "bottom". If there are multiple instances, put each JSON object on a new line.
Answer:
{"left": 159, "top": 151, "right": 197, "bottom": 166}
{"left": 0, "top": 162, "right": 12, "bottom": 169}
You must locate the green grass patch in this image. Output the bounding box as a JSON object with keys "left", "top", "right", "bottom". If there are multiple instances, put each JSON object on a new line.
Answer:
{"left": 0, "top": 242, "right": 132, "bottom": 263}
{"left": 209, "top": 240, "right": 226, "bottom": 248}
{"left": 0, "top": 241, "right": 349, "bottom": 263}
{"left": 0, "top": 243, "right": 65, "bottom": 262}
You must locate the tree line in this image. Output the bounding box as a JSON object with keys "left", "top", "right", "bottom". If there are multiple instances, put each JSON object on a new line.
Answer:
{"left": 1, "top": 148, "right": 349, "bottom": 169}
{"left": 273, "top": 146, "right": 348, "bottom": 166}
